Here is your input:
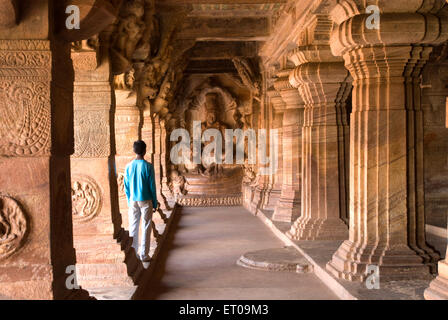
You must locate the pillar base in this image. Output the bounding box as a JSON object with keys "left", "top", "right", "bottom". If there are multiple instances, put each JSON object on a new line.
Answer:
{"left": 425, "top": 260, "right": 448, "bottom": 300}
{"left": 262, "top": 189, "right": 281, "bottom": 211}
{"left": 249, "top": 187, "right": 264, "bottom": 215}
{"left": 272, "top": 200, "right": 301, "bottom": 223}
{"left": 287, "top": 217, "right": 348, "bottom": 240}
{"left": 326, "top": 240, "right": 437, "bottom": 282}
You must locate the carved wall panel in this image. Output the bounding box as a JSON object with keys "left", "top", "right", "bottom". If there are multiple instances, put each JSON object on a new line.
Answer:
{"left": 178, "top": 195, "right": 242, "bottom": 207}
{"left": 71, "top": 175, "right": 102, "bottom": 222}
{"left": 0, "top": 195, "right": 27, "bottom": 260}
{"left": 0, "top": 40, "right": 52, "bottom": 157}
{"left": 73, "top": 110, "right": 110, "bottom": 158}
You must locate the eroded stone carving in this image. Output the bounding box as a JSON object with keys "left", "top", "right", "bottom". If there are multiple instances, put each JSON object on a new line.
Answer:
{"left": 242, "top": 161, "right": 256, "bottom": 185}
{"left": 0, "top": 0, "right": 19, "bottom": 28}
{"left": 0, "top": 40, "right": 52, "bottom": 157}
{"left": 71, "top": 175, "right": 102, "bottom": 222}
{"left": 0, "top": 80, "right": 51, "bottom": 156}
{"left": 0, "top": 195, "right": 27, "bottom": 260}
{"left": 169, "top": 170, "right": 187, "bottom": 200}
{"left": 73, "top": 110, "right": 110, "bottom": 158}
{"left": 111, "top": 0, "right": 159, "bottom": 74}
{"left": 178, "top": 196, "right": 242, "bottom": 207}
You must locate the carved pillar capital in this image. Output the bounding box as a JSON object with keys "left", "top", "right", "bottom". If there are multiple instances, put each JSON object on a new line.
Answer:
{"left": 286, "top": 41, "right": 350, "bottom": 240}
{"left": 330, "top": 12, "right": 448, "bottom": 58}
{"left": 273, "top": 69, "right": 304, "bottom": 110}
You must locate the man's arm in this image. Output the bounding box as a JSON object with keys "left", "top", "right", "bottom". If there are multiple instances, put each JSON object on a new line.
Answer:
{"left": 149, "top": 163, "right": 158, "bottom": 210}
{"left": 124, "top": 167, "right": 131, "bottom": 205}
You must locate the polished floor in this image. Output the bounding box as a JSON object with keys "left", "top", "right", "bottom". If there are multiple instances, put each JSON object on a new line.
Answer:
{"left": 142, "top": 206, "right": 338, "bottom": 300}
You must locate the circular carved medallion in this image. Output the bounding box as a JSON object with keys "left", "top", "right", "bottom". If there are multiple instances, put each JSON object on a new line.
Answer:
{"left": 71, "top": 175, "right": 102, "bottom": 222}
{"left": 0, "top": 195, "right": 27, "bottom": 260}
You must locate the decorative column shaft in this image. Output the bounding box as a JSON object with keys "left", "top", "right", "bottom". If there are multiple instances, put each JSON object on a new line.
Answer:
{"left": 0, "top": 2, "right": 88, "bottom": 299}
{"left": 114, "top": 70, "right": 140, "bottom": 231}
{"left": 326, "top": 5, "right": 447, "bottom": 281}
{"left": 71, "top": 44, "right": 131, "bottom": 288}
{"left": 272, "top": 69, "right": 303, "bottom": 223}
{"left": 264, "top": 88, "right": 285, "bottom": 211}
{"left": 287, "top": 46, "right": 351, "bottom": 240}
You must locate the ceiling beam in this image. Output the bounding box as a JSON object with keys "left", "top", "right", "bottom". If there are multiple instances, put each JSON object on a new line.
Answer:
{"left": 185, "top": 59, "right": 237, "bottom": 74}
{"left": 157, "top": 0, "right": 286, "bottom": 4}
{"left": 177, "top": 17, "right": 269, "bottom": 41}
{"left": 188, "top": 41, "right": 258, "bottom": 60}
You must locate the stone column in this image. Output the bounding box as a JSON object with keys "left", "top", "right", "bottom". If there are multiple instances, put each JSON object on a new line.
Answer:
{"left": 263, "top": 88, "right": 285, "bottom": 211}
{"left": 272, "top": 69, "right": 304, "bottom": 223}
{"left": 420, "top": 46, "right": 448, "bottom": 228}
{"left": 71, "top": 43, "right": 131, "bottom": 288}
{"left": 287, "top": 46, "right": 351, "bottom": 240}
{"left": 424, "top": 43, "right": 448, "bottom": 300}
{"left": 114, "top": 73, "right": 140, "bottom": 231}
{"left": 0, "top": 1, "right": 88, "bottom": 299}
{"left": 326, "top": 3, "right": 447, "bottom": 281}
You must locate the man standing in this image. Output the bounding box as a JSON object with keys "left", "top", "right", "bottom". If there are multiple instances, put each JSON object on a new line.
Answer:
{"left": 124, "top": 140, "right": 159, "bottom": 262}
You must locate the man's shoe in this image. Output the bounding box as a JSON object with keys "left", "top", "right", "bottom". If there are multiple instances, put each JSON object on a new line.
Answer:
{"left": 140, "top": 255, "right": 151, "bottom": 262}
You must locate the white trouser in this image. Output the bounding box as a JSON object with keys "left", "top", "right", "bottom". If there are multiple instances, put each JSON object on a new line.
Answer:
{"left": 128, "top": 200, "right": 153, "bottom": 259}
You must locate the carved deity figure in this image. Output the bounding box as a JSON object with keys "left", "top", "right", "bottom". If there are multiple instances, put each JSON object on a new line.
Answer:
{"left": 0, "top": 208, "right": 12, "bottom": 242}
{"left": 71, "top": 181, "right": 98, "bottom": 218}
{"left": 201, "top": 93, "right": 228, "bottom": 176}
{"left": 169, "top": 170, "right": 188, "bottom": 200}
{"left": 243, "top": 160, "right": 257, "bottom": 185}
{"left": 115, "top": 14, "right": 145, "bottom": 61}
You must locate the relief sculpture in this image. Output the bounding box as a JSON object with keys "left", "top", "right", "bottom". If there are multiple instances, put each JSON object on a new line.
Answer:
{"left": 71, "top": 175, "right": 102, "bottom": 222}
{"left": 0, "top": 195, "right": 27, "bottom": 260}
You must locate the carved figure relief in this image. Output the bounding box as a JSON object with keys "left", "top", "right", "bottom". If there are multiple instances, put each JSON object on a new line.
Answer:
{"left": 169, "top": 170, "right": 188, "bottom": 200}
{"left": 71, "top": 175, "right": 102, "bottom": 222}
{"left": 117, "top": 172, "right": 126, "bottom": 199}
{"left": 0, "top": 40, "right": 52, "bottom": 157}
{"left": 0, "top": 195, "right": 27, "bottom": 260}
{"left": 73, "top": 110, "right": 110, "bottom": 158}
{"left": 242, "top": 161, "right": 257, "bottom": 185}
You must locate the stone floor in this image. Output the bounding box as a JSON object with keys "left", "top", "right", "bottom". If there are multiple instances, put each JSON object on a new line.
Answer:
{"left": 257, "top": 209, "right": 447, "bottom": 300}
{"left": 141, "top": 206, "right": 338, "bottom": 300}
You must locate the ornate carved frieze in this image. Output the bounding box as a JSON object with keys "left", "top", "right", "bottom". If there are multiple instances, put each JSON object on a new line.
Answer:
{"left": 0, "top": 40, "right": 52, "bottom": 157}
{"left": 73, "top": 110, "right": 110, "bottom": 158}
{"left": 0, "top": 195, "right": 27, "bottom": 260}
{"left": 177, "top": 195, "right": 242, "bottom": 207}
{"left": 71, "top": 175, "right": 102, "bottom": 222}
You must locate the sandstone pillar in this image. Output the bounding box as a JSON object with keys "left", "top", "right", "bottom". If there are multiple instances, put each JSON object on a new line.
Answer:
{"left": 326, "top": 3, "right": 447, "bottom": 281}
{"left": 70, "top": 41, "right": 131, "bottom": 288}
{"left": 287, "top": 45, "right": 350, "bottom": 240}
{"left": 272, "top": 69, "right": 303, "bottom": 223}
{"left": 263, "top": 88, "right": 285, "bottom": 211}
{"left": 142, "top": 112, "right": 169, "bottom": 210}
{"left": 0, "top": 1, "right": 88, "bottom": 299}
{"left": 114, "top": 70, "right": 140, "bottom": 230}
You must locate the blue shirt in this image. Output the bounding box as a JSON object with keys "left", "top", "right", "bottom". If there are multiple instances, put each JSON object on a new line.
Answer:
{"left": 124, "top": 159, "right": 158, "bottom": 209}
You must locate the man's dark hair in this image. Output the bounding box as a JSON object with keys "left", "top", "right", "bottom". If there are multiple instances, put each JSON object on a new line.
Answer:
{"left": 133, "top": 140, "right": 147, "bottom": 156}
